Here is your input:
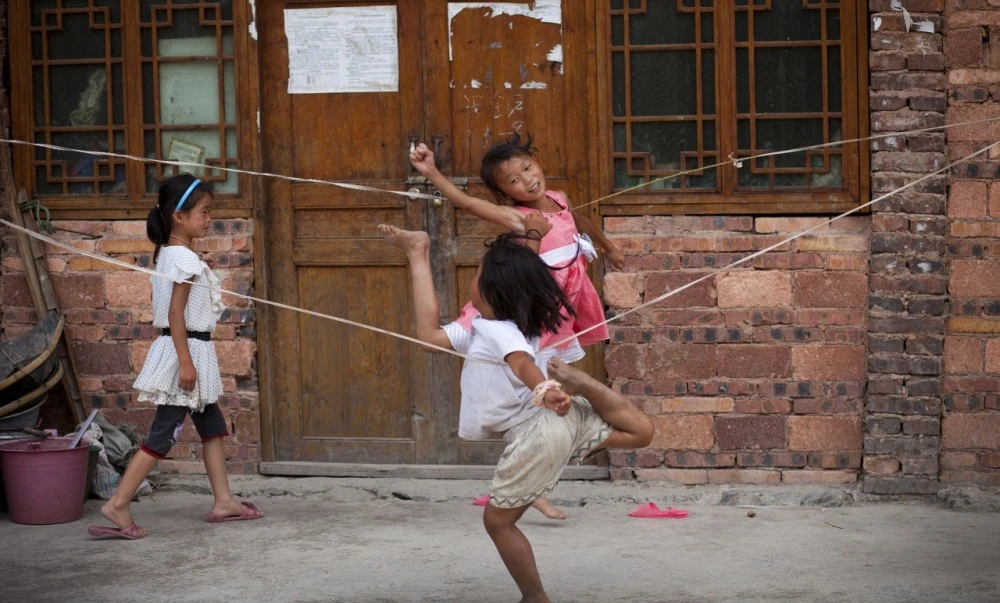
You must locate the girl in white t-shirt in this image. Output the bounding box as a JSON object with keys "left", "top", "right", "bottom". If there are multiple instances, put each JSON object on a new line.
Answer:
{"left": 380, "top": 224, "right": 654, "bottom": 603}
{"left": 87, "top": 174, "right": 262, "bottom": 540}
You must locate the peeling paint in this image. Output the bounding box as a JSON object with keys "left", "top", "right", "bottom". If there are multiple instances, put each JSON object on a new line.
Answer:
{"left": 248, "top": 0, "right": 258, "bottom": 41}
{"left": 504, "top": 82, "right": 512, "bottom": 89}
{"left": 471, "top": 79, "right": 482, "bottom": 89}
{"left": 546, "top": 44, "right": 563, "bottom": 63}
{"left": 488, "top": 41, "right": 502, "bottom": 49}
{"left": 256, "top": 109, "right": 261, "bottom": 133}
{"left": 872, "top": 16, "right": 881, "bottom": 31}
{"left": 447, "top": 1, "right": 562, "bottom": 60}
{"left": 520, "top": 81, "right": 547, "bottom": 89}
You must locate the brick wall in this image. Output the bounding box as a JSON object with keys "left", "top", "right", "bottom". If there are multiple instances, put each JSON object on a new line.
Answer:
{"left": 940, "top": 0, "right": 1000, "bottom": 487}
{"left": 603, "top": 217, "right": 870, "bottom": 485}
{"left": 0, "top": 219, "right": 260, "bottom": 474}
{"left": 864, "top": 0, "right": 949, "bottom": 495}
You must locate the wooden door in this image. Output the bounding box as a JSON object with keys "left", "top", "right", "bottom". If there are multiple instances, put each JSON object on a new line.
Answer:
{"left": 260, "top": 1, "right": 598, "bottom": 465}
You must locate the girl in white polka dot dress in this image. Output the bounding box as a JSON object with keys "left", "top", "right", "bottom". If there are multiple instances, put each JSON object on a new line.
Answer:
{"left": 87, "top": 174, "right": 262, "bottom": 540}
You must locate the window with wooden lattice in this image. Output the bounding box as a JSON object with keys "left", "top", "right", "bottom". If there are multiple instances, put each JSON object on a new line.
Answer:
{"left": 603, "top": 0, "right": 869, "bottom": 215}
{"left": 8, "top": 0, "right": 254, "bottom": 217}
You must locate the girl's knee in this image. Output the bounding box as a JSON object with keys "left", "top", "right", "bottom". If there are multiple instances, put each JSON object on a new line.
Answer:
{"left": 483, "top": 505, "right": 522, "bottom": 535}
{"left": 634, "top": 413, "right": 655, "bottom": 448}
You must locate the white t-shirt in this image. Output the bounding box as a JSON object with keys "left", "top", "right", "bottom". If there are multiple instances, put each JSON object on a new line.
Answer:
{"left": 443, "top": 317, "right": 544, "bottom": 441}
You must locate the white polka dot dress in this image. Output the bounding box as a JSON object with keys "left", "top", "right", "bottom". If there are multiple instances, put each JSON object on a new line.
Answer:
{"left": 133, "top": 246, "right": 225, "bottom": 412}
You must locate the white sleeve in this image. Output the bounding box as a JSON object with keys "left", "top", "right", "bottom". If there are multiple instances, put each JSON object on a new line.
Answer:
{"left": 161, "top": 248, "right": 204, "bottom": 284}
{"left": 442, "top": 322, "right": 473, "bottom": 355}
{"left": 474, "top": 319, "right": 534, "bottom": 361}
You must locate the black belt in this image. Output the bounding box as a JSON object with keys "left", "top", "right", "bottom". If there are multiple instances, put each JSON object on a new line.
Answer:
{"left": 160, "top": 328, "right": 211, "bottom": 342}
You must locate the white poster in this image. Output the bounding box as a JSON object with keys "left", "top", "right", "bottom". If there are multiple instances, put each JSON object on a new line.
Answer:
{"left": 284, "top": 6, "right": 399, "bottom": 94}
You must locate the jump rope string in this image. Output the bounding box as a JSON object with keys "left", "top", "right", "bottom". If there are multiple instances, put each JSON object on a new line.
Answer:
{"left": 1, "top": 119, "right": 999, "bottom": 365}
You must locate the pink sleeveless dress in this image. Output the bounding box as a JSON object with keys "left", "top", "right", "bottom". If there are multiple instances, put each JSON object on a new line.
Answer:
{"left": 454, "top": 190, "right": 609, "bottom": 363}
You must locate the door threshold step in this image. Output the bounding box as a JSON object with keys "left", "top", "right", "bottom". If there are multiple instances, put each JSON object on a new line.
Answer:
{"left": 259, "top": 461, "right": 608, "bottom": 480}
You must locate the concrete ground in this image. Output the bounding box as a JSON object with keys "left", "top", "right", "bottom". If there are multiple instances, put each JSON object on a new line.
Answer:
{"left": 1, "top": 477, "right": 999, "bottom": 603}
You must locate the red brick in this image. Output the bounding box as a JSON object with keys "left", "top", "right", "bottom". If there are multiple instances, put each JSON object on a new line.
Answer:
{"left": 158, "top": 460, "right": 208, "bottom": 475}
{"left": 231, "top": 410, "right": 260, "bottom": 446}
{"left": 737, "top": 451, "right": 807, "bottom": 467}
{"left": 605, "top": 344, "right": 646, "bottom": 380}
{"left": 864, "top": 457, "right": 901, "bottom": 475}
{"left": 940, "top": 470, "right": 1000, "bottom": 487}
{"left": 111, "top": 221, "right": 147, "bottom": 236}
{"left": 707, "top": 469, "right": 780, "bottom": 485}
{"left": 781, "top": 470, "right": 857, "bottom": 484}
{"left": 797, "top": 234, "right": 868, "bottom": 252}
{"left": 792, "top": 399, "right": 864, "bottom": 415}
{"left": 643, "top": 272, "right": 715, "bottom": 308}
{"left": 950, "top": 222, "right": 1000, "bottom": 238}
{"left": 105, "top": 271, "right": 153, "bottom": 309}
{"left": 990, "top": 182, "right": 1000, "bottom": 217}
{"left": 70, "top": 341, "right": 131, "bottom": 375}
{"left": 650, "top": 414, "right": 714, "bottom": 450}
{"left": 791, "top": 346, "right": 866, "bottom": 381}
{"left": 945, "top": 27, "right": 985, "bottom": 68}
{"left": 808, "top": 452, "right": 862, "bottom": 470}
{"left": 950, "top": 260, "right": 1000, "bottom": 297}
{"left": 715, "top": 415, "right": 786, "bottom": 450}
{"left": 945, "top": 336, "right": 984, "bottom": 374}
{"left": 948, "top": 180, "right": 988, "bottom": 218}
{"left": 788, "top": 416, "right": 862, "bottom": 452}
{"left": 603, "top": 272, "right": 641, "bottom": 308}
{"left": 130, "top": 339, "right": 153, "bottom": 373}
{"left": 1, "top": 274, "right": 33, "bottom": 307}
{"left": 51, "top": 274, "right": 105, "bottom": 309}
{"left": 793, "top": 272, "right": 868, "bottom": 309}
{"left": 647, "top": 344, "right": 717, "bottom": 379}
{"left": 717, "top": 345, "right": 790, "bottom": 378}
{"left": 734, "top": 399, "right": 792, "bottom": 414}
{"left": 980, "top": 451, "right": 1000, "bottom": 468}
{"left": 985, "top": 339, "right": 1000, "bottom": 373}
{"left": 634, "top": 468, "right": 708, "bottom": 485}
{"left": 716, "top": 271, "right": 792, "bottom": 309}
{"left": 942, "top": 412, "right": 1000, "bottom": 449}
{"left": 946, "top": 104, "right": 1000, "bottom": 142}
{"left": 663, "top": 452, "right": 735, "bottom": 468}
{"left": 940, "top": 451, "right": 978, "bottom": 469}
{"left": 98, "top": 237, "right": 155, "bottom": 254}
{"left": 660, "top": 397, "right": 734, "bottom": 413}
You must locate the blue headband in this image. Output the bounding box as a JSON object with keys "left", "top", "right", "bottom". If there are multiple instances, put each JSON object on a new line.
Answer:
{"left": 174, "top": 179, "right": 202, "bottom": 212}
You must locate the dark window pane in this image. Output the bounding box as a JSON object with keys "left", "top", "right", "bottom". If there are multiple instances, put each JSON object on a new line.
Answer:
{"left": 754, "top": 47, "right": 824, "bottom": 114}
{"left": 612, "top": 53, "right": 625, "bottom": 117}
{"left": 631, "top": 51, "right": 698, "bottom": 116}
{"left": 629, "top": 1, "right": 695, "bottom": 45}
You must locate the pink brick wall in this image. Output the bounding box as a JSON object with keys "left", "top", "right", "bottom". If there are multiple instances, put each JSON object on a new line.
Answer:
{"left": 940, "top": 0, "right": 1000, "bottom": 488}
{"left": 603, "top": 217, "right": 870, "bottom": 485}
{"left": 0, "top": 219, "right": 260, "bottom": 474}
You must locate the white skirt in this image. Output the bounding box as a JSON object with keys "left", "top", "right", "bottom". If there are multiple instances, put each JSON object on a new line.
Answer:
{"left": 133, "top": 336, "right": 223, "bottom": 412}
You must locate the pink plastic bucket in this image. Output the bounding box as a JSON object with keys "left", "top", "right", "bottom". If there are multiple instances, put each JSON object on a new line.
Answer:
{"left": 0, "top": 436, "right": 90, "bottom": 525}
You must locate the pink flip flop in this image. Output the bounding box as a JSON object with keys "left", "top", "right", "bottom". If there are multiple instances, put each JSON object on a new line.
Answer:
{"left": 87, "top": 521, "right": 147, "bottom": 540}
{"left": 628, "top": 502, "right": 688, "bottom": 519}
{"left": 473, "top": 495, "right": 489, "bottom": 506}
{"left": 205, "top": 501, "right": 263, "bottom": 523}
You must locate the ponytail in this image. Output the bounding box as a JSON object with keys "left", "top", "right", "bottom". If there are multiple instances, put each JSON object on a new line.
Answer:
{"left": 146, "top": 205, "right": 170, "bottom": 261}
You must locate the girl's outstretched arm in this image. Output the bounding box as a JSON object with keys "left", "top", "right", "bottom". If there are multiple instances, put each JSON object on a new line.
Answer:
{"left": 168, "top": 282, "right": 197, "bottom": 390}
{"left": 378, "top": 224, "right": 453, "bottom": 352}
{"left": 410, "top": 143, "right": 525, "bottom": 232}
{"left": 566, "top": 199, "right": 626, "bottom": 270}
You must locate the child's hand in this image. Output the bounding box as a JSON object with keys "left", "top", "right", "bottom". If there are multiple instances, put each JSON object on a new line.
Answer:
{"left": 178, "top": 362, "right": 198, "bottom": 392}
{"left": 409, "top": 143, "right": 437, "bottom": 175}
{"left": 523, "top": 211, "right": 552, "bottom": 239}
{"left": 543, "top": 389, "right": 572, "bottom": 416}
{"left": 606, "top": 247, "right": 626, "bottom": 271}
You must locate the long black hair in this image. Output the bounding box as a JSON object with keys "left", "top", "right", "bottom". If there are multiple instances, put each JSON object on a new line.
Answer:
{"left": 477, "top": 233, "right": 575, "bottom": 338}
{"left": 146, "top": 173, "right": 213, "bottom": 261}
{"left": 480, "top": 133, "right": 536, "bottom": 205}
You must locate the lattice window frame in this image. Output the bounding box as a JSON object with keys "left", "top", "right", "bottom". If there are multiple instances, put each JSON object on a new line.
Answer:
{"left": 599, "top": 0, "right": 870, "bottom": 215}
{"left": 8, "top": 0, "right": 258, "bottom": 219}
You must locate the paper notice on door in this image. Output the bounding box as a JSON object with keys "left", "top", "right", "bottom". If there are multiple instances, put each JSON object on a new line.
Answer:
{"left": 284, "top": 6, "right": 399, "bottom": 94}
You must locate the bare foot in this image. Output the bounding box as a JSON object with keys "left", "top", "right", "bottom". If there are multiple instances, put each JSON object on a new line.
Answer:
{"left": 547, "top": 357, "right": 593, "bottom": 396}
{"left": 208, "top": 497, "right": 261, "bottom": 519}
{"left": 378, "top": 224, "right": 430, "bottom": 255}
{"left": 100, "top": 500, "right": 146, "bottom": 536}
{"left": 531, "top": 498, "right": 566, "bottom": 520}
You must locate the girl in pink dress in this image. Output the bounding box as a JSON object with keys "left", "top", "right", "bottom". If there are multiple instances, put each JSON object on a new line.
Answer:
{"left": 410, "top": 133, "right": 624, "bottom": 365}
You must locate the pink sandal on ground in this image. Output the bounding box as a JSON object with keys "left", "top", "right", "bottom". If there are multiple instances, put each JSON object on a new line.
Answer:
{"left": 205, "top": 501, "right": 263, "bottom": 523}
{"left": 87, "top": 521, "right": 147, "bottom": 540}
{"left": 473, "top": 495, "right": 489, "bottom": 506}
{"left": 628, "top": 502, "right": 688, "bottom": 519}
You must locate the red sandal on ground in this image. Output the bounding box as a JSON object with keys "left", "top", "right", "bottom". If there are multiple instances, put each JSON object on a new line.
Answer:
{"left": 205, "top": 500, "right": 264, "bottom": 523}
